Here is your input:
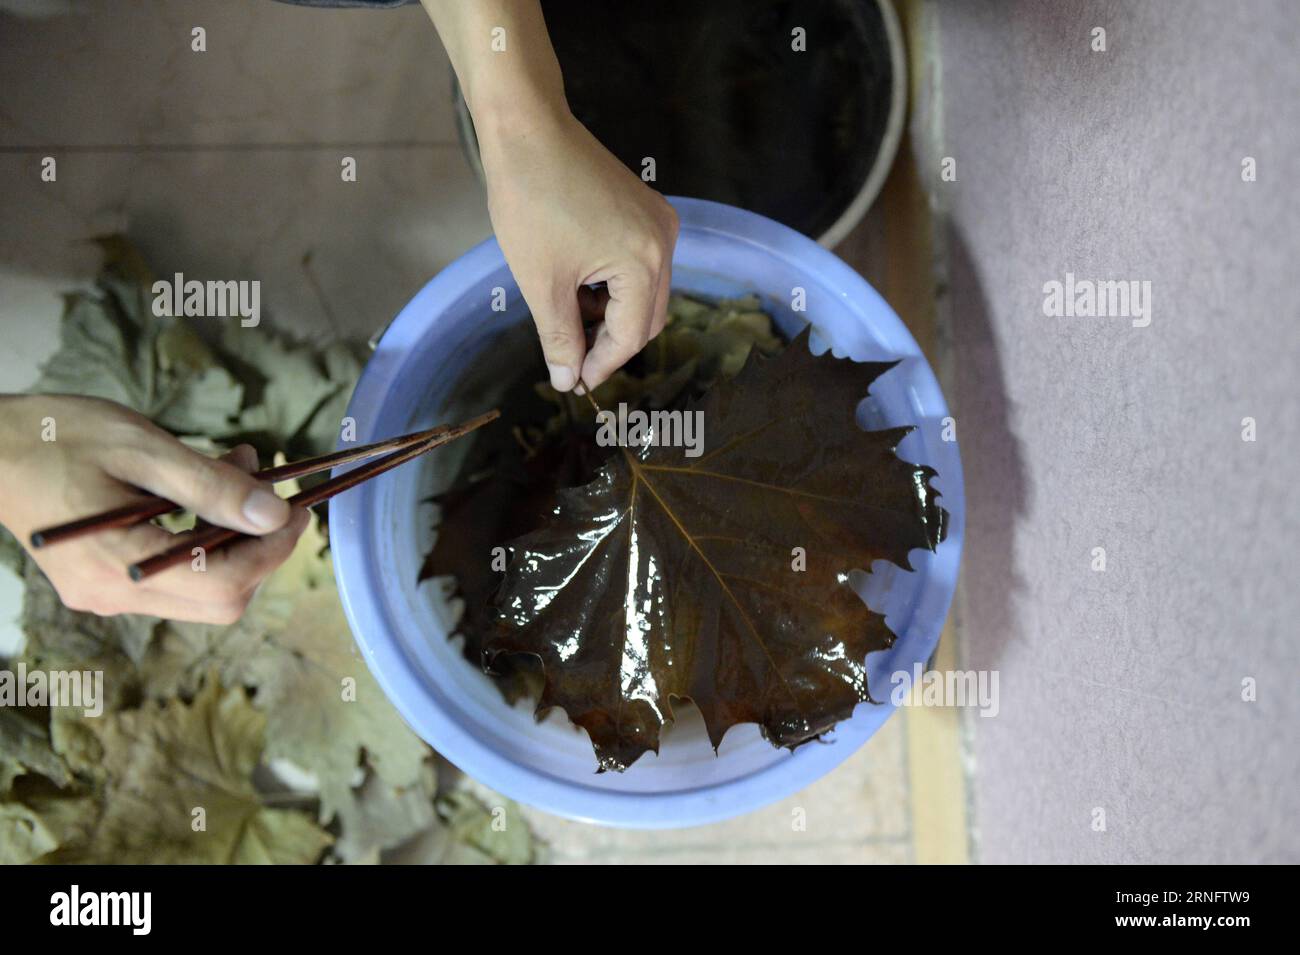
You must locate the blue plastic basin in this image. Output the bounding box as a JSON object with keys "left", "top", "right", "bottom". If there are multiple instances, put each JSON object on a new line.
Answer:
{"left": 330, "top": 197, "right": 965, "bottom": 828}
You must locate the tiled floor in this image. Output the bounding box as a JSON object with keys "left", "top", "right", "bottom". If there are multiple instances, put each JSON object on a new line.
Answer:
{"left": 451, "top": 715, "right": 913, "bottom": 864}
{"left": 0, "top": 0, "right": 488, "bottom": 367}
{"left": 0, "top": 0, "right": 970, "bottom": 863}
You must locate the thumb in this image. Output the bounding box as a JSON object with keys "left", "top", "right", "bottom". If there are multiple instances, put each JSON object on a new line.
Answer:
{"left": 108, "top": 438, "right": 290, "bottom": 536}
{"left": 526, "top": 280, "right": 587, "bottom": 392}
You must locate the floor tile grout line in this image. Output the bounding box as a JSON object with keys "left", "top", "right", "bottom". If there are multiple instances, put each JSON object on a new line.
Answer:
{"left": 567, "top": 832, "right": 914, "bottom": 861}
{"left": 900, "top": 707, "right": 916, "bottom": 864}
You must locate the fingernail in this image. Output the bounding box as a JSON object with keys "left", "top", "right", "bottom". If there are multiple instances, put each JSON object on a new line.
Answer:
{"left": 242, "top": 487, "right": 289, "bottom": 532}
{"left": 547, "top": 363, "right": 577, "bottom": 392}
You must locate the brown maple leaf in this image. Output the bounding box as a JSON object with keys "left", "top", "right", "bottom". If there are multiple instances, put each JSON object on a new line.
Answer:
{"left": 486, "top": 328, "right": 946, "bottom": 771}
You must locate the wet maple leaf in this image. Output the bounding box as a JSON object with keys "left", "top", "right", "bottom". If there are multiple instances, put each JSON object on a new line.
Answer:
{"left": 486, "top": 328, "right": 947, "bottom": 771}
{"left": 420, "top": 295, "right": 780, "bottom": 704}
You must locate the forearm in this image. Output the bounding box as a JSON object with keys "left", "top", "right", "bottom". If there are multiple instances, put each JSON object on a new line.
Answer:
{"left": 419, "top": 0, "right": 568, "bottom": 136}
{"left": 419, "top": 0, "right": 677, "bottom": 393}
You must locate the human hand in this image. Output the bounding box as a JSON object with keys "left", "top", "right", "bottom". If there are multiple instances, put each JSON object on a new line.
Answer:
{"left": 477, "top": 105, "right": 679, "bottom": 392}
{"left": 0, "top": 395, "right": 309, "bottom": 624}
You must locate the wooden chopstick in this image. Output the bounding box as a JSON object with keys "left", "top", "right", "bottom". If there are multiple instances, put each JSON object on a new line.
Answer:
{"left": 126, "top": 410, "right": 499, "bottom": 582}
{"left": 29, "top": 423, "right": 470, "bottom": 549}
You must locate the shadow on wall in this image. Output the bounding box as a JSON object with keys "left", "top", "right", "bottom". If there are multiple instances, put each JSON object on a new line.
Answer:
{"left": 945, "top": 224, "right": 1028, "bottom": 673}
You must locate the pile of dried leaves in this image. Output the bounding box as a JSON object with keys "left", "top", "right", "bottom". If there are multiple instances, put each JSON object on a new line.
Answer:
{"left": 0, "top": 239, "right": 536, "bottom": 864}
{"left": 424, "top": 295, "right": 947, "bottom": 772}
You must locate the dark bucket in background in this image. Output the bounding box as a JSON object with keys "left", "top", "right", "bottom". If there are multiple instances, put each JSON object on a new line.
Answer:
{"left": 454, "top": 0, "right": 906, "bottom": 247}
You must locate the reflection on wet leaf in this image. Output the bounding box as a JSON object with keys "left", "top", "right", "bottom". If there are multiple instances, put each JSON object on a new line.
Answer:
{"left": 487, "top": 328, "right": 946, "bottom": 771}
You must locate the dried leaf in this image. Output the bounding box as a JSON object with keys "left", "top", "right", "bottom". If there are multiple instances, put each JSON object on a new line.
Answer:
{"left": 488, "top": 329, "right": 946, "bottom": 770}
{"left": 1, "top": 784, "right": 97, "bottom": 865}
{"left": 0, "top": 708, "right": 70, "bottom": 791}
{"left": 53, "top": 677, "right": 331, "bottom": 864}
{"left": 0, "top": 525, "right": 25, "bottom": 577}
{"left": 434, "top": 791, "right": 535, "bottom": 865}
{"left": 385, "top": 791, "right": 535, "bottom": 865}
{"left": 230, "top": 588, "right": 430, "bottom": 823}
{"left": 145, "top": 507, "right": 429, "bottom": 825}
{"left": 18, "top": 559, "right": 151, "bottom": 728}
{"left": 330, "top": 763, "right": 438, "bottom": 863}
{"left": 213, "top": 328, "right": 359, "bottom": 459}
{"left": 32, "top": 258, "right": 244, "bottom": 437}
{"left": 3, "top": 238, "right": 534, "bottom": 863}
